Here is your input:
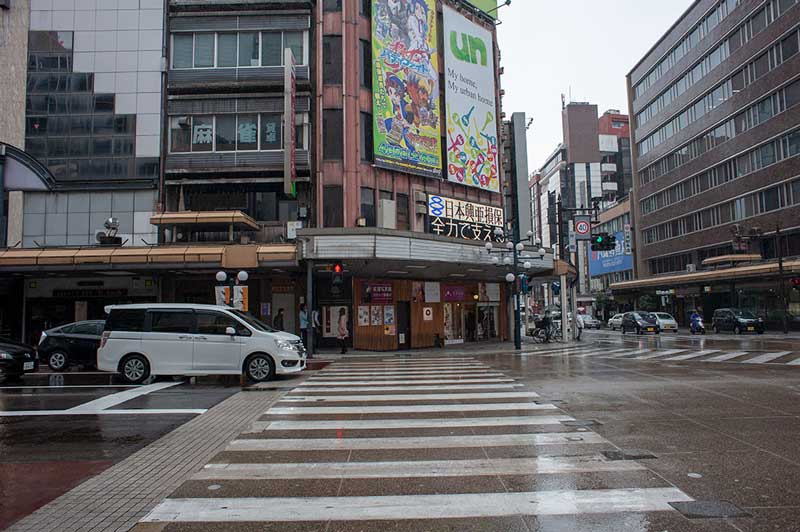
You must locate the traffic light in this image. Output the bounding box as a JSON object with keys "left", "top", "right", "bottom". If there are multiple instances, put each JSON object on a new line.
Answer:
{"left": 332, "top": 262, "right": 344, "bottom": 287}
{"left": 591, "top": 232, "right": 616, "bottom": 251}
{"left": 792, "top": 277, "right": 800, "bottom": 291}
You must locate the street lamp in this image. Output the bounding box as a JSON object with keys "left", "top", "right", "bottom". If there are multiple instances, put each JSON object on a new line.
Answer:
{"left": 215, "top": 270, "right": 249, "bottom": 308}
{"left": 505, "top": 273, "right": 516, "bottom": 283}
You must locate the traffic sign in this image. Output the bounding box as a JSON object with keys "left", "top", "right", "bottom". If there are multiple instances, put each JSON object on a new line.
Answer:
{"left": 568, "top": 226, "right": 577, "bottom": 253}
{"left": 623, "top": 224, "right": 633, "bottom": 255}
{"left": 573, "top": 215, "right": 592, "bottom": 241}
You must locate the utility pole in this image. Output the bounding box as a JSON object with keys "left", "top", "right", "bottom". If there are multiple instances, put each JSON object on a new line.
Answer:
{"left": 776, "top": 224, "right": 788, "bottom": 334}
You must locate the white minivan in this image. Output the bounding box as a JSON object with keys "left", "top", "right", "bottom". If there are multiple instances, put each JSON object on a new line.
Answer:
{"left": 97, "top": 304, "right": 306, "bottom": 384}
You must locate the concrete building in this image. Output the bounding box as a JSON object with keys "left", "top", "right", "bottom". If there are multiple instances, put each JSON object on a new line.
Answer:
{"left": 618, "top": 0, "right": 800, "bottom": 328}
{"left": 0, "top": 0, "right": 555, "bottom": 349}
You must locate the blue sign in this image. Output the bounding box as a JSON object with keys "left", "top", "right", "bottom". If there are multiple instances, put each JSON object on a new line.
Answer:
{"left": 589, "top": 231, "right": 633, "bottom": 276}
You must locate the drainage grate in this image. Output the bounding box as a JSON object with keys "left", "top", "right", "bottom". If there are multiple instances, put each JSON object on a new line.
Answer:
{"left": 560, "top": 419, "right": 602, "bottom": 428}
{"left": 601, "top": 449, "right": 658, "bottom": 460}
{"left": 669, "top": 501, "right": 751, "bottom": 519}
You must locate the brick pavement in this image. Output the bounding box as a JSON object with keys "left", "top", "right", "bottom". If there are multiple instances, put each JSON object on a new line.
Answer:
{"left": 6, "top": 389, "right": 285, "bottom": 532}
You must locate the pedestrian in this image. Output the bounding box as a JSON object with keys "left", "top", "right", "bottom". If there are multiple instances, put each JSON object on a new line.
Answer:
{"left": 337, "top": 308, "right": 348, "bottom": 354}
{"left": 299, "top": 304, "right": 309, "bottom": 348}
{"left": 541, "top": 310, "right": 552, "bottom": 343}
{"left": 273, "top": 308, "right": 285, "bottom": 331}
{"left": 575, "top": 312, "right": 584, "bottom": 341}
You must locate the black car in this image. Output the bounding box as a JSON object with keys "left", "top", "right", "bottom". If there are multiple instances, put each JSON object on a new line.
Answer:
{"left": 38, "top": 320, "right": 105, "bottom": 371}
{"left": 0, "top": 337, "right": 39, "bottom": 382}
{"left": 620, "top": 311, "right": 661, "bottom": 335}
{"left": 712, "top": 308, "right": 765, "bottom": 334}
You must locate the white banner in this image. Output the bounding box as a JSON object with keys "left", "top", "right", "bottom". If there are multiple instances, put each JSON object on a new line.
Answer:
{"left": 443, "top": 7, "right": 499, "bottom": 193}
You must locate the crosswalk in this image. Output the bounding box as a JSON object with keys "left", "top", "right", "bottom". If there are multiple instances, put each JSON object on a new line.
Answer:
{"left": 520, "top": 343, "right": 800, "bottom": 367}
{"left": 141, "top": 357, "right": 693, "bottom": 527}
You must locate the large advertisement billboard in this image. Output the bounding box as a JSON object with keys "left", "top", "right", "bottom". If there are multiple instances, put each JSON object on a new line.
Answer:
{"left": 372, "top": 0, "right": 442, "bottom": 178}
{"left": 466, "top": 0, "right": 498, "bottom": 17}
{"left": 589, "top": 231, "right": 634, "bottom": 276}
{"left": 443, "top": 6, "right": 499, "bottom": 193}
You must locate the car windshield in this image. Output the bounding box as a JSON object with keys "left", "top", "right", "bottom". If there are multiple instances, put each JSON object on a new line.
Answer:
{"left": 733, "top": 310, "right": 757, "bottom": 319}
{"left": 656, "top": 313, "right": 673, "bottom": 319}
{"left": 230, "top": 310, "right": 278, "bottom": 332}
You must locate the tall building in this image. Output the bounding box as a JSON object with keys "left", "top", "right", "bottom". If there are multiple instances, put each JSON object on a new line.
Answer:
{"left": 618, "top": 0, "right": 800, "bottom": 328}
{"left": 0, "top": 0, "right": 553, "bottom": 348}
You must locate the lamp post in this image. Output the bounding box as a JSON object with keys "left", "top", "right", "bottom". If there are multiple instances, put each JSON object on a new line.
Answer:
{"left": 215, "top": 270, "right": 249, "bottom": 309}
{"left": 485, "top": 228, "right": 546, "bottom": 350}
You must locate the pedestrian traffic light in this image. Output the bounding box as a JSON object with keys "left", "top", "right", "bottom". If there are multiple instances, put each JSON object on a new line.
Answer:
{"left": 792, "top": 277, "right": 800, "bottom": 291}
{"left": 591, "top": 232, "right": 616, "bottom": 251}
{"left": 332, "top": 262, "right": 344, "bottom": 287}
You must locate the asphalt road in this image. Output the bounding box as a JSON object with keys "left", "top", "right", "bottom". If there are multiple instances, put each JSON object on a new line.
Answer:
{"left": 0, "top": 370, "right": 240, "bottom": 530}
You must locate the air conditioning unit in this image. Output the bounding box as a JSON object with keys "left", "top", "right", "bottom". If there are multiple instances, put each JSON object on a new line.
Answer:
{"left": 377, "top": 200, "right": 396, "bottom": 229}
{"left": 686, "top": 263, "right": 696, "bottom": 272}
{"left": 177, "top": 116, "right": 190, "bottom": 128}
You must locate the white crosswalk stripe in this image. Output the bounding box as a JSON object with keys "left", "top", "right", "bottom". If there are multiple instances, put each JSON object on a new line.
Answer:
{"left": 704, "top": 351, "right": 749, "bottom": 362}
{"left": 663, "top": 350, "right": 719, "bottom": 361}
{"left": 141, "top": 355, "right": 695, "bottom": 528}
{"left": 742, "top": 351, "right": 792, "bottom": 364}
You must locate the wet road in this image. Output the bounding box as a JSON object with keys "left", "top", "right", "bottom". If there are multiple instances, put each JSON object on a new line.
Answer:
{"left": 0, "top": 371, "right": 239, "bottom": 529}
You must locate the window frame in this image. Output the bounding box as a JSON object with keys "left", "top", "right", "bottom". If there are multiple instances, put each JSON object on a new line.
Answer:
{"left": 171, "top": 30, "right": 309, "bottom": 69}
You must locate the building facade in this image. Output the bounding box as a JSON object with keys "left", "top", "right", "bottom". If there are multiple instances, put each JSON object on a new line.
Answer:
{"left": 0, "top": 0, "right": 554, "bottom": 349}
{"left": 620, "top": 0, "right": 800, "bottom": 328}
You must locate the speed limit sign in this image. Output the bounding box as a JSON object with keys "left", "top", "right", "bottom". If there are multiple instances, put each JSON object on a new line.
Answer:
{"left": 573, "top": 215, "right": 592, "bottom": 241}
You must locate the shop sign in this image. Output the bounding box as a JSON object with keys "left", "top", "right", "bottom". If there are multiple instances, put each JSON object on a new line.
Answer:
{"left": 427, "top": 193, "right": 504, "bottom": 241}
{"left": 703, "top": 286, "right": 713, "bottom": 293}
{"left": 52, "top": 288, "right": 128, "bottom": 298}
{"left": 423, "top": 306, "right": 433, "bottom": 321}
{"left": 272, "top": 285, "right": 294, "bottom": 294}
{"left": 655, "top": 289, "right": 675, "bottom": 296}
{"left": 442, "top": 284, "right": 466, "bottom": 301}
{"left": 588, "top": 230, "right": 633, "bottom": 276}
{"left": 362, "top": 281, "right": 393, "bottom": 303}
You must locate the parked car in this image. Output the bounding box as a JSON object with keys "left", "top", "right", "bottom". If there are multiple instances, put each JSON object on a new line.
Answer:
{"left": 607, "top": 313, "right": 624, "bottom": 331}
{"left": 98, "top": 304, "right": 307, "bottom": 384}
{"left": 579, "top": 315, "right": 601, "bottom": 329}
{"left": 620, "top": 311, "right": 660, "bottom": 335}
{"left": 712, "top": 308, "right": 765, "bottom": 334}
{"left": 38, "top": 320, "right": 105, "bottom": 371}
{"left": 0, "top": 337, "right": 39, "bottom": 382}
{"left": 653, "top": 312, "right": 679, "bottom": 333}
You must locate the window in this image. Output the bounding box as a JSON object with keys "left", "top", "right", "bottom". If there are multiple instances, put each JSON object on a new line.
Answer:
{"left": 782, "top": 32, "right": 799, "bottom": 61}
{"left": 260, "top": 114, "right": 281, "bottom": 150}
{"left": 360, "top": 111, "right": 373, "bottom": 162}
{"left": 285, "top": 32, "right": 304, "bottom": 64}
{"left": 239, "top": 32, "right": 259, "bottom": 67}
{"left": 323, "top": 109, "right": 343, "bottom": 159}
{"left": 194, "top": 33, "right": 214, "bottom": 67}
{"left": 71, "top": 322, "right": 101, "bottom": 336}
{"left": 261, "top": 32, "right": 282, "bottom": 66}
{"left": 172, "top": 34, "right": 193, "bottom": 68}
{"left": 218, "top": 33, "right": 237, "bottom": 67}
{"left": 196, "top": 311, "right": 246, "bottom": 335}
{"left": 237, "top": 114, "right": 258, "bottom": 150}
{"left": 216, "top": 115, "right": 236, "bottom": 151}
{"left": 396, "top": 193, "right": 409, "bottom": 230}
{"left": 360, "top": 40, "right": 372, "bottom": 88}
{"left": 191, "top": 115, "right": 214, "bottom": 152}
{"left": 323, "top": 36, "right": 343, "bottom": 84}
{"left": 361, "top": 187, "right": 375, "bottom": 226}
{"left": 753, "top": 52, "right": 769, "bottom": 79}
{"left": 761, "top": 187, "right": 780, "bottom": 212}
{"left": 360, "top": 0, "right": 371, "bottom": 16}
{"left": 106, "top": 309, "right": 146, "bottom": 332}
{"left": 779, "top": 0, "right": 796, "bottom": 14}
{"left": 324, "top": 0, "right": 342, "bottom": 11}
{"left": 149, "top": 311, "right": 195, "bottom": 334}
{"left": 323, "top": 185, "right": 344, "bottom": 227}
{"left": 751, "top": 7, "right": 767, "bottom": 36}
{"left": 170, "top": 117, "right": 191, "bottom": 152}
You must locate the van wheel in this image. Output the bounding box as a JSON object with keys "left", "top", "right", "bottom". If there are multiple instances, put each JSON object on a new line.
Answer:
{"left": 47, "top": 351, "right": 68, "bottom": 371}
{"left": 120, "top": 354, "right": 150, "bottom": 384}
{"left": 245, "top": 354, "right": 275, "bottom": 382}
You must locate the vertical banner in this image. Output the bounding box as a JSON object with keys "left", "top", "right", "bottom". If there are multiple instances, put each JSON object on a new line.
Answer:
{"left": 215, "top": 286, "right": 229, "bottom": 306}
{"left": 283, "top": 48, "right": 297, "bottom": 195}
{"left": 443, "top": 7, "right": 499, "bottom": 193}
{"left": 372, "top": 0, "right": 442, "bottom": 177}
{"left": 233, "top": 285, "right": 249, "bottom": 312}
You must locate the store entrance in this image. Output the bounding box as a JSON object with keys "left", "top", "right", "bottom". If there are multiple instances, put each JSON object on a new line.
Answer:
{"left": 477, "top": 304, "right": 499, "bottom": 341}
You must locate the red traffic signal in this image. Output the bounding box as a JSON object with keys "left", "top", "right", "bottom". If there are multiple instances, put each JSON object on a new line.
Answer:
{"left": 333, "top": 263, "right": 344, "bottom": 274}
{"left": 792, "top": 277, "right": 800, "bottom": 289}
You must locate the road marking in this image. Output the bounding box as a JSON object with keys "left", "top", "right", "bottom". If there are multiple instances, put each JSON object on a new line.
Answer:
{"left": 627, "top": 349, "right": 685, "bottom": 359}
{"left": 0, "top": 384, "right": 138, "bottom": 390}
{"left": 610, "top": 349, "right": 653, "bottom": 358}
{"left": 704, "top": 351, "right": 749, "bottom": 362}
{"left": 194, "top": 456, "right": 646, "bottom": 480}
{"left": 143, "top": 488, "right": 691, "bottom": 522}
{"left": 572, "top": 349, "right": 629, "bottom": 357}
{"left": 66, "top": 382, "right": 182, "bottom": 413}
{"left": 743, "top": 351, "right": 792, "bottom": 364}
{"left": 321, "top": 368, "right": 495, "bottom": 375}
{"left": 0, "top": 408, "right": 206, "bottom": 417}
{"left": 299, "top": 378, "right": 515, "bottom": 386}
{"left": 787, "top": 357, "right": 800, "bottom": 365}
{"left": 326, "top": 363, "right": 488, "bottom": 369}
{"left": 663, "top": 350, "right": 719, "bottom": 361}
{"left": 280, "top": 391, "right": 540, "bottom": 402}
{"left": 227, "top": 432, "right": 607, "bottom": 451}
{"left": 248, "top": 415, "right": 575, "bottom": 432}
{"left": 292, "top": 384, "right": 522, "bottom": 392}
{"left": 267, "top": 402, "right": 557, "bottom": 415}
{"left": 314, "top": 371, "right": 506, "bottom": 378}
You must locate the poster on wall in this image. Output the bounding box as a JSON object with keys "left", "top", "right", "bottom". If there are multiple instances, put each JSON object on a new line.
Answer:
{"left": 323, "top": 306, "right": 348, "bottom": 338}
{"left": 358, "top": 305, "right": 370, "bottom": 327}
{"left": 478, "top": 282, "right": 500, "bottom": 302}
{"left": 412, "top": 281, "right": 425, "bottom": 302}
{"left": 424, "top": 281, "right": 440, "bottom": 303}
{"left": 361, "top": 280, "right": 393, "bottom": 304}
{"left": 372, "top": 0, "right": 442, "bottom": 178}
{"left": 443, "top": 6, "right": 499, "bottom": 193}
{"left": 423, "top": 306, "right": 434, "bottom": 321}
{"left": 371, "top": 305, "right": 383, "bottom": 326}
{"left": 383, "top": 305, "right": 395, "bottom": 325}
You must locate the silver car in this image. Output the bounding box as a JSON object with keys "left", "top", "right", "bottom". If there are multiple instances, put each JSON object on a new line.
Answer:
{"left": 654, "top": 312, "right": 679, "bottom": 332}
{"left": 607, "top": 313, "right": 624, "bottom": 331}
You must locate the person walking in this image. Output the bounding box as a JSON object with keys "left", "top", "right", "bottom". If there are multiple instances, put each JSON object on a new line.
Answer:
{"left": 273, "top": 308, "right": 285, "bottom": 331}
{"left": 299, "top": 304, "right": 309, "bottom": 348}
{"left": 337, "top": 308, "right": 348, "bottom": 354}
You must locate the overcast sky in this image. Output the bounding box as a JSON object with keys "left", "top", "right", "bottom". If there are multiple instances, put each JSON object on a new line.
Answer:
{"left": 496, "top": 0, "right": 694, "bottom": 172}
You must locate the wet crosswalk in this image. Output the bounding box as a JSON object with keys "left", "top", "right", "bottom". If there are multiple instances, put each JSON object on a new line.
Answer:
{"left": 524, "top": 343, "right": 800, "bottom": 366}
{"left": 140, "top": 357, "right": 694, "bottom": 529}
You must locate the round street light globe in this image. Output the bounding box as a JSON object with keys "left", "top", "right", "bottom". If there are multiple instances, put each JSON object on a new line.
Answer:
{"left": 523, "top": 261, "right": 532, "bottom": 269}
{"left": 493, "top": 227, "right": 504, "bottom": 237}
{"left": 505, "top": 241, "right": 513, "bottom": 250}
{"left": 491, "top": 256, "right": 500, "bottom": 264}
{"left": 484, "top": 242, "right": 493, "bottom": 251}
{"left": 505, "top": 273, "right": 516, "bottom": 283}
{"left": 503, "top": 256, "right": 512, "bottom": 265}
{"left": 215, "top": 271, "right": 227, "bottom": 283}
{"left": 538, "top": 248, "right": 546, "bottom": 256}
{"left": 237, "top": 271, "right": 249, "bottom": 282}
{"left": 526, "top": 230, "right": 534, "bottom": 238}
{"left": 515, "top": 242, "right": 525, "bottom": 252}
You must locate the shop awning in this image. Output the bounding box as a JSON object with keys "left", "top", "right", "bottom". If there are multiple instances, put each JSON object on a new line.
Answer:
{"left": 149, "top": 211, "right": 260, "bottom": 230}
{"left": 610, "top": 259, "right": 800, "bottom": 292}
{"left": 701, "top": 254, "right": 762, "bottom": 267}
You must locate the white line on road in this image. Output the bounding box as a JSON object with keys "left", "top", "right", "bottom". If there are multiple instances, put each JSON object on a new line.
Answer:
{"left": 299, "top": 378, "right": 515, "bottom": 386}
{"left": 143, "top": 488, "right": 691, "bottom": 522}
{"left": 608, "top": 349, "right": 653, "bottom": 358}
{"left": 292, "top": 384, "right": 522, "bottom": 392}
{"left": 315, "top": 371, "right": 506, "bottom": 378}
{"left": 279, "top": 391, "right": 540, "bottom": 402}
{"left": 66, "top": 382, "right": 182, "bottom": 413}
{"left": 194, "top": 455, "right": 646, "bottom": 480}
{"left": 0, "top": 384, "right": 138, "bottom": 390}
{"left": 0, "top": 408, "right": 207, "bottom": 417}
{"left": 787, "top": 357, "right": 800, "bottom": 365}
{"left": 227, "top": 432, "right": 607, "bottom": 451}
{"left": 663, "top": 350, "right": 719, "bottom": 361}
{"left": 704, "top": 351, "right": 749, "bottom": 362}
{"left": 247, "top": 415, "right": 575, "bottom": 432}
{"left": 743, "top": 352, "right": 792, "bottom": 364}
{"left": 267, "top": 402, "right": 557, "bottom": 415}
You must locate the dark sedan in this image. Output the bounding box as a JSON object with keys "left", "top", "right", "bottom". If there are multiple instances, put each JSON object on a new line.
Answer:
{"left": 38, "top": 320, "right": 105, "bottom": 371}
{"left": 620, "top": 311, "right": 661, "bottom": 335}
{"left": 0, "top": 337, "right": 39, "bottom": 382}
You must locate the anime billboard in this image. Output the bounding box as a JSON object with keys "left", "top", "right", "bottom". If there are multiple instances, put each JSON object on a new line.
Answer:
{"left": 443, "top": 6, "right": 499, "bottom": 193}
{"left": 372, "top": 0, "right": 442, "bottom": 178}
